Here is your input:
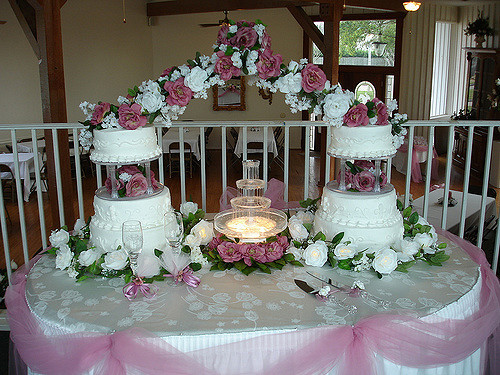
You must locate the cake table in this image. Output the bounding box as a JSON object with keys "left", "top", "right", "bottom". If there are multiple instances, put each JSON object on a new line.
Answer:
{"left": 7, "top": 231, "right": 499, "bottom": 375}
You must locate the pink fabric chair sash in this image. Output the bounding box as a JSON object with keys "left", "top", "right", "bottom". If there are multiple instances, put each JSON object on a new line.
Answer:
{"left": 398, "top": 138, "right": 439, "bottom": 183}
{"left": 6, "top": 230, "right": 500, "bottom": 375}
{"left": 220, "top": 178, "right": 300, "bottom": 211}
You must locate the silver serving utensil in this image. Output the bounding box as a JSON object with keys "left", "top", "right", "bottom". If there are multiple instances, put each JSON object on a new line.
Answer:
{"left": 294, "top": 279, "right": 317, "bottom": 295}
{"left": 306, "top": 271, "right": 389, "bottom": 309}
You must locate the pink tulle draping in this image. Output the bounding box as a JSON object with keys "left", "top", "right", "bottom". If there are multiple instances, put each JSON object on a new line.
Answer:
{"left": 219, "top": 178, "right": 301, "bottom": 211}
{"left": 398, "top": 140, "right": 439, "bottom": 183}
{"left": 6, "top": 231, "right": 500, "bottom": 375}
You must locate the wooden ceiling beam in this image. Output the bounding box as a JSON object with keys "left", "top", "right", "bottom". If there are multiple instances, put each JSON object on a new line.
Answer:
{"left": 286, "top": 0, "right": 406, "bottom": 12}
{"left": 287, "top": 6, "right": 325, "bottom": 54}
{"left": 147, "top": 0, "right": 315, "bottom": 17}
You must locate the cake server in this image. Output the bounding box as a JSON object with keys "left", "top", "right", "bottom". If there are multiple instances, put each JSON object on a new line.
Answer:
{"left": 306, "top": 271, "right": 389, "bottom": 309}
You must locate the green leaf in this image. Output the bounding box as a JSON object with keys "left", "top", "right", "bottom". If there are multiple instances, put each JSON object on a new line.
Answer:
{"left": 331, "top": 232, "right": 344, "bottom": 246}
{"left": 328, "top": 252, "right": 337, "bottom": 268}
{"left": 195, "top": 209, "right": 205, "bottom": 220}
{"left": 265, "top": 236, "right": 277, "bottom": 243}
{"left": 282, "top": 253, "right": 294, "bottom": 262}
{"left": 187, "top": 59, "right": 196, "bottom": 67}
{"left": 292, "top": 240, "right": 302, "bottom": 248}
{"left": 241, "top": 266, "right": 257, "bottom": 276}
{"left": 181, "top": 245, "right": 191, "bottom": 254}
{"left": 47, "top": 247, "right": 57, "bottom": 255}
{"left": 242, "top": 67, "right": 249, "bottom": 75}
{"left": 217, "top": 262, "right": 227, "bottom": 271}
{"left": 124, "top": 274, "right": 132, "bottom": 284}
{"left": 233, "top": 260, "right": 247, "bottom": 272}
{"left": 396, "top": 199, "right": 404, "bottom": 211}
{"left": 153, "top": 275, "right": 166, "bottom": 281}
{"left": 76, "top": 275, "right": 89, "bottom": 282}
{"left": 437, "top": 242, "right": 447, "bottom": 249}
{"left": 154, "top": 249, "right": 164, "bottom": 258}
{"left": 395, "top": 264, "right": 409, "bottom": 273}
{"left": 338, "top": 259, "right": 352, "bottom": 270}
{"left": 257, "top": 262, "right": 271, "bottom": 274}
{"left": 290, "top": 261, "right": 304, "bottom": 267}
{"left": 303, "top": 223, "right": 313, "bottom": 232}
{"left": 312, "top": 231, "right": 326, "bottom": 242}
{"left": 210, "top": 264, "right": 219, "bottom": 271}
{"left": 430, "top": 251, "right": 450, "bottom": 264}
{"left": 402, "top": 206, "right": 412, "bottom": 218}
{"left": 190, "top": 262, "right": 202, "bottom": 272}
{"left": 409, "top": 212, "right": 419, "bottom": 224}
{"left": 421, "top": 225, "right": 432, "bottom": 233}
{"left": 225, "top": 46, "right": 234, "bottom": 56}
{"left": 133, "top": 85, "right": 139, "bottom": 94}
{"left": 275, "top": 259, "right": 286, "bottom": 266}
{"left": 128, "top": 88, "right": 136, "bottom": 97}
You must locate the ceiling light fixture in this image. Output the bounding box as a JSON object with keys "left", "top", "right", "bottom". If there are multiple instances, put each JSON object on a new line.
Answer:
{"left": 403, "top": 2, "right": 421, "bottom": 12}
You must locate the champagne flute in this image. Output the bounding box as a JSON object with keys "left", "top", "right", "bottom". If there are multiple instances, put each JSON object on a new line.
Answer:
{"left": 122, "top": 220, "right": 143, "bottom": 276}
{"left": 164, "top": 212, "right": 184, "bottom": 254}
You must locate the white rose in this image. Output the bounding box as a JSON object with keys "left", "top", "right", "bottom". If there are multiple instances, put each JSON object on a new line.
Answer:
{"left": 229, "top": 25, "right": 237, "bottom": 33}
{"left": 287, "top": 245, "right": 303, "bottom": 260}
{"left": 288, "top": 60, "right": 299, "bottom": 73}
{"left": 73, "top": 218, "right": 86, "bottom": 236}
{"left": 323, "top": 92, "right": 353, "bottom": 124}
{"left": 49, "top": 229, "right": 70, "bottom": 248}
{"left": 292, "top": 211, "right": 315, "bottom": 224}
{"left": 184, "top": 66, "right": 208, "bottom": 93}
{"left": 184, "top": 233, "right": 202, "bottom": 249}
{"left": 180, "top": 202, "right": 198, "bottom": 216}
{"left": 318, "top": 285, "right": 331, "bottom": 297}
{"left": 398, "top": 237, "right": 421, "bottom": 257}
{"left": 303, "top": 241, "right": 328, "bottom": 267}
{"left": 414, "top": 232, "right": 436, "bottom": 248}
{"left": 135, "top": 90, "right": 164, "bottom": 113}
{"left": 55, "top": 244, "right": 73, "bottom": 270}
{"left": 334, "top": 243, "right": 357, "bottom": 260}
{"left": 103, "top": 249, "right": 129, "bottom": 270}
{"left": 178, "top": 64, "right": 190, "bottom": 76}
{"left": 136, "top": 253, "right": 160, "bottom": 278}
{"left": 191, "top": 220, "right": 214, "bottom": 245}
{"left": 277, "top": 73, "right": 302, "bottom": 94}
{"left": 78, "top": 249, "right": 100, "bottom": 267}
{"left": 373, "top": 248, "right": 398, "bottom": 275}
{"left": 288, "top": 219, "right": 309, "bottom": 241}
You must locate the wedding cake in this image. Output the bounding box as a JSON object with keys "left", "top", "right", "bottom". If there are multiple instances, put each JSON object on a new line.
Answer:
{"left": 314, "top": 98, "right": 404, "bottom": 250}
{"left": 88, "top": 126, "right": 173, "bottom": 254}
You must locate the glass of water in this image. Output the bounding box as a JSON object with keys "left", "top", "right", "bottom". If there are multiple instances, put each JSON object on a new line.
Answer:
{"left": 122, "top": 220, "right": 143, "bottom": 276}
{"left": 164, "top": 212, "right": 184, "bottom": 253}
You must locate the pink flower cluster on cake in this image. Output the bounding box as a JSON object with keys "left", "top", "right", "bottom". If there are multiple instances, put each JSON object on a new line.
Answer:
{"left": 207, "top": 234, "right": 289, "bottom": 266}
{"left": 105, "top": 165, "right": 159, "bottom": 198}
{"left": 338, "top": 160, "right": 387, "bottom": 192}
{"left": 343, "top": 98, "right": 390, "bottom": 127}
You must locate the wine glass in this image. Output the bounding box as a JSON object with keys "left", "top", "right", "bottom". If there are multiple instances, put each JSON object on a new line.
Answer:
{"left": 122, "top": 220, "right": 143, "bottom": 276}
{"left": 164, "top": 212, "right": 184, "bottom": 254}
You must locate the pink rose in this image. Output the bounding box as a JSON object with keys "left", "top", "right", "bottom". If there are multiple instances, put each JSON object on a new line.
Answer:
{"left": 343, "top": 103, "right": 369, "bottom": 127}
{"left": 261, "top": 32, "right": 272, "bottom": 50}
{"left": 150, "top": 170, "right": 160, "bottom": 189}
{"left": 380, "top": 172, "right": 387, "bottom": 188}
{"left": 105, "top": 176, "right": 124, "bottom": 194}
{"left": 91, "top": 102, "right": 111, "bottom": 126}
{"left": 301, "top": 63, "right": 327, "bottom": 93}
{"left": 164, "top": 77, "right": 193, "bottom": 107}
{"left": 354, "top": 160, "right": 375, "bottom": 170}
{"left": 240, "top": 244, "right": 266, "bottom": 266}
{"left": 117, "top": 165, "right": 141, "bottom": 176}
{"left": 263, "top": 242, "right": 284, "bottom": 263}
{"left": 118, "top": 103, "right": 147, "bottom": 130}
{"left": 208, "top": 234, "right": 225, "bottom": 250}
{"left": 214, "top": 51, "right": 241, "bottom": 81}
{"left": 125, "top": 173, "right": 148, "bottom": 197}
{"left": 276, "top": 235, "right": 289, "bottom": 248}
{"left": 373, "top": 98, "right": 389, "bottom": 125}
{"left": 217, "top": 242, "right": 243, "bottom": 263}
{"left": 256, "top": 49, "right": 282, "bottom": 79}
{"left": 353, "top": 170, "right": 376, "bottom": 192}
{"left": 337, "top": 169, "right": 354, "bottom": 187}
{"left": 217, "top": 25, "right": 230, "bottom": 45}
{"left": 230, "top": 27, "right": 258, "bottom": 48}
{"left": 160, "top": 66, "right": 175, "bottom": 78}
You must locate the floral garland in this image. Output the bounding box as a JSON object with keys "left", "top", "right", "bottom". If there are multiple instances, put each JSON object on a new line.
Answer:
{"left": 287, "top": 200, "right": 448, "bottom": 278}
{"left": 105, "top": 165, "right": 160, "bottom": 198}
{"left": 78, "top": 19, "right": 408, "bottom": 151}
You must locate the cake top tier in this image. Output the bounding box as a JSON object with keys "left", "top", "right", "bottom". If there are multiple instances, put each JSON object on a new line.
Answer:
{"left": 90, "top": 126, "right": 161, "bottom": 164}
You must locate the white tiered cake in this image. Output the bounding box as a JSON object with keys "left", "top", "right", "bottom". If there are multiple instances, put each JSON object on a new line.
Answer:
{"left": 89, "top": 126, "right": 173, "bottom": 254}
{"left": 314, "top": 125, "right": 403, "bottom": 250}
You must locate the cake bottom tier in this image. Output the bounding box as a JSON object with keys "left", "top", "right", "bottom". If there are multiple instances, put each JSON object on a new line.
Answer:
{"left": 90, "top": 187, "right": 173, "bottom": 254}
{"left": 313, "top": 183, "right": 403, "bottom": 250}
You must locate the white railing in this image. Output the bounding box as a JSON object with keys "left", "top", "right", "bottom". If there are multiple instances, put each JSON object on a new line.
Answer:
{"left": 0, "top": 120, "right": 499, "bottom": 286}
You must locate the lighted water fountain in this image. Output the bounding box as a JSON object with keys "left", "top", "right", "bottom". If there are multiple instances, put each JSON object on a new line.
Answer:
{"left": 214, "top": 160, "right": 287, "bottom": 243}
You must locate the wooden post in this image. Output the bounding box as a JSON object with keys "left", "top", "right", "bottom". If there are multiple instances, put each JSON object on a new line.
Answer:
{"left": 37, "top": 0, "right": 75, "bottom": 228}
{"left": 320, "top": 3, "right": 343, "bottom": 185}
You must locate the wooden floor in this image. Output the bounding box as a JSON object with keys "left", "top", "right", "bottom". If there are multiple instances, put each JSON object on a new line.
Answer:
{"left": 1, "top": 150, "right": 498, "bottom": 269}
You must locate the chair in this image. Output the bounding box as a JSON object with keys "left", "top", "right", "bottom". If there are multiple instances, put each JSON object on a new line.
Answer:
{"left": 0, "top": 164, "right": 16, "bottom": 202}
{"left": 271, "top": 126, "right": 285, "bottom": 170}
{"left": 168, "top": 142, "right": 193, "bottom": 178}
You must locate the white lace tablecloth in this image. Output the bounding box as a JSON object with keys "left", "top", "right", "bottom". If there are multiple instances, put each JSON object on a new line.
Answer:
{"left": 234, "top": 127, "right": 278, "bottom": 158}
{"left": 162, "top": 128, "right": 201, "bottom": 161}
{"left": 25, "top": 236, "right": 482, "bottom": 374}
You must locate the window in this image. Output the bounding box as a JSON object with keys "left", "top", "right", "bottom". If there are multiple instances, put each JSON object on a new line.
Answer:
{"left": 430, "top": 22, "right": 452, "bottom": 118}
{"left": 312, "top": 19, "right": 396, "bottom": 67}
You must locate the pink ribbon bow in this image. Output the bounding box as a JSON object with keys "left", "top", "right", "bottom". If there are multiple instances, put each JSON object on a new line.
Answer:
{"left": 122, "top": 277, "right": 159, "bottom": 301}
{"left": 166, "top": 267, "right": 201, "bottom": 288}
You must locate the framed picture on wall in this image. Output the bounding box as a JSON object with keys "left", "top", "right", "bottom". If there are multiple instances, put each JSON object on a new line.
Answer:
{"left": 213, "top": 76, "right": 246, "bottom": 111}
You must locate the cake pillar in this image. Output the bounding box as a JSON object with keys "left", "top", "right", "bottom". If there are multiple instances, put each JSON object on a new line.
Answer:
{"left": 107, "top": 165, "right": 118, "bottom": 198}
{"left": 145, "top": 162, "right": 153, "bottom": 194}
{"left": 339, "top": 158, "right": 346, "bottom": 191}
{"left": 374, "top": 159, "right": 381, "bottom": 192}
